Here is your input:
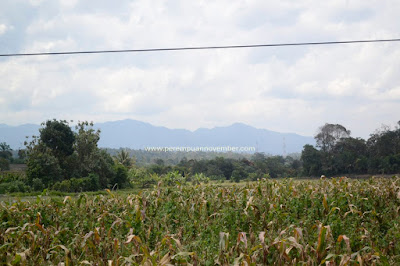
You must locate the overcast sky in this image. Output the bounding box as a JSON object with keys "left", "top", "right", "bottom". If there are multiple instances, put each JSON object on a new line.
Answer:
{"left": 1, "top": 0, "right": 399, "bottom": 139}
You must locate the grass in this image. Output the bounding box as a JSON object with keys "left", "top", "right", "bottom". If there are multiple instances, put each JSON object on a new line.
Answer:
{"left": 1, "top": 177, "right": 400, "bottom": 264}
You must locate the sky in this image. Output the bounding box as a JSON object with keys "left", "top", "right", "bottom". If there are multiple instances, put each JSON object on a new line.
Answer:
{"left": 0, "top": 0, "right": 399, "bottom": 139}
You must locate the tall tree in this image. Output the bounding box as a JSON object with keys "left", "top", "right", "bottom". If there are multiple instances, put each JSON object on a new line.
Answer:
{"left": 315, "top": 123, "right": 351, "bottom": 153}
{"left": 40, "top": 119, "right": 75, "bottom": 159}
{"left": 301, "top": 144, "right": 322, "bottom": 176}
{"left": 367, "top": 121, "right": 400, "bottom": 173}
{"left": 74, "top": 121, "right": 100, "bottom": 167}
{"left": 0, "top": 142, "right": 12, "bottom": 160}
{"left": 0, "top": 142, "right": 11, "bottom": 171}
{"left": 331, "top": 137, "right": 367, "bottom": 174}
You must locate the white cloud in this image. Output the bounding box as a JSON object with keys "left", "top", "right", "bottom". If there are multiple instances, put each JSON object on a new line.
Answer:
{"left": 0, "top": 0, "right": 399, "bottom": 139}
{"left": 29, "top": 0, "right": 45, "bottom": 7}
{"left": 0, "top": 24, "right": 7, "bottom": 35}
{"left": 59, "top": 0, "right": 78, "bottom": 9}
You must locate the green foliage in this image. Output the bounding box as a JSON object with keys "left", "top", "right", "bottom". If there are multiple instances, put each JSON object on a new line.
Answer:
{"left": 73, "top": 121, "right": 101, "bottom": 177}
{"left": 0, "top": 157, "right": 10, "bottom": 171}
{"left": 17, "top": 149, "right": 26, "bottom": 160}
{"left": 1, "top": 178, "right": 399, "bottom": 264}
{"left": 114, "top": 149, "right": 134, "bottom": 167}
{"left": 231, "top": 169, "right": 243, "bottom": 182}
{"left": 52, "top": 175, "right": 100, "bottom": 193}
{"left": 40, "top": 119, "right": 75, "bottom": 158}
{"left": 163, "top": 171, "right": 186, "bottom": 186}
{"left": 129, "top": 167, "right": 159, "bottom": 188}
{"left": 188, "top": 173, "right": 210, "bottom": 185}
{"left": 112, "top": 164, "right": 130, "bottom": 189}
{"left": 330, "top": 137, "right": 367, "bottom": 174}
{"left": 95, "top": 150, "right": 116, "bottom": 188}
{"left": 301, "top": 144, "right": 322, "bottom": 176}
{"left": 0, "top": 173, "right": 30, "bottom": 193}
{"left": 0, "top": 142, "right": 12, "bottom": 160}
{"left": 0, "top": 180, "right": 31, "bottom": 194}
{"left": 315, "top": 123, "right": 351, "bottom": 153}
{"left": 23, "top": 120, "right": 119, "bottom": 192}
{"left": 0, "top": 172, "right": 26, "bottom": 183}
{"left": 301, "top": 121, "right": 400, "bottom": 176}
{"left": 174, "top": 154, "right": 295, "bottom": 181}
{"left": 26, "top": 148, "right": 62, "bottom": 186}
{"left": 32, "top": 178, "right": 45, "bottom": 191}
{"left": 106, "top": 148, "right": 255, "bottom": 166}
{"left": 87, "top": 173, "right": 100, "bottom": 191}
{"left": 0, "top": 142, "right": 12, "bottom": 170}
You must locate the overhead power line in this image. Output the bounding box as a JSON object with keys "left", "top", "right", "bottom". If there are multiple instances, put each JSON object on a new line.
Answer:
{"left": 1, "top": 38, "right": 400, "bottom": 57}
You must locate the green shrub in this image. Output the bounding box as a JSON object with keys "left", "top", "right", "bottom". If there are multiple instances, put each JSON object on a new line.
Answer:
{"left": 0, "top": 183, "right": 8, "bottom": 194}
{"left": 190, "top": 173, "right": 210, "bottom": 185}
{"left": 32, "top": 178, "right": 45, "bottom": 191}
{"left": 0, "top": 181, "right": 31, "bottom": 194}
{"left": 87, "top": 173, "right": 100, "bottom": 191}
{"left": 163, "top": 171, "right": 186, "bottom": 186}
{"left": 26, "top": 149, "right": 62, "bottom": 187}
{"left": 112, "top": 164, "right": 129, "bottom": 189}
{"left": 137, "top": 174, "right": 159, "bottom": 188}
{"left": 1, "top": 172, "right": 24, "bottom": 183}
{"left": 129, "top": 167, "right": 159, "bottom": 188}
{"left": 52, "top": 175, "right": 101, "bottom": 193}
{"left": 0, "top": 158, "right": 10, "bottom": 171}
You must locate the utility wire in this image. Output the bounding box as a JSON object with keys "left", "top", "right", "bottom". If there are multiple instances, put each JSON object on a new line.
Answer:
{"left": 1, "top": 38, "right": 400, "bottom": 57}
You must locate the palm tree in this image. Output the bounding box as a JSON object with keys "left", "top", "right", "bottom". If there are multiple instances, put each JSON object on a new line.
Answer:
{"left": 115, "top": 149, "right": 133, "bottom": 167}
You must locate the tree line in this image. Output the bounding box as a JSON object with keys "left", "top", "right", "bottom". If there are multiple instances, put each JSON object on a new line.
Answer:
{"left": 1, "top": 119, "right": 399, "bottom": 193}
{"left": 136, "top": 121, "right": 400, "bottom": 181}
{"left": 302, "top": 122, "right": 400, "bottom": 176}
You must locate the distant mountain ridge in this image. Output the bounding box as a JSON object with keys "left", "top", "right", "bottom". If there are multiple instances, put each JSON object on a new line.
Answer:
{"left": 0, "top": 119, "right": 315, "bottom": 154}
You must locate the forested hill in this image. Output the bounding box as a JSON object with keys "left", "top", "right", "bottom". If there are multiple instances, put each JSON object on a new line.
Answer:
{"left": 0, "top": 119, "right": 314, "bottom": 154}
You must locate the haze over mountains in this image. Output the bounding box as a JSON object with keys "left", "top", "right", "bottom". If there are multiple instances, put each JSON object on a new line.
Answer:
{"left": 0, "top": 120, "right": 315, "bottom": 155}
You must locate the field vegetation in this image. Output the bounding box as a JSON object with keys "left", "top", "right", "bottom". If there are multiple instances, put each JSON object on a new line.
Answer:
{"left": 1, "top": 177, "right": 400, "bottom": 265}
{"left": 1, "top": 119, "right": 400, "bottom": 264}
{"left": 1, "top": 120, "right": 400, "bottom": 195}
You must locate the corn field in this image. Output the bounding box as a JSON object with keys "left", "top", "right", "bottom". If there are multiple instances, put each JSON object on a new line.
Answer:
{"left": 1, "top": 177, "right": 400, "bottom": 265}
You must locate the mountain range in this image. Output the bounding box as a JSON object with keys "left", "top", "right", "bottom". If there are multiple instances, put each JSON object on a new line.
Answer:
{"left": 0, "top": 120, "right": 315, "bottom": 155}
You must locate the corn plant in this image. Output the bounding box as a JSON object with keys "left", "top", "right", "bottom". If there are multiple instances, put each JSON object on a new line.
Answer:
{"left": 1, "top": 176, "right": 399, "bottom": 264}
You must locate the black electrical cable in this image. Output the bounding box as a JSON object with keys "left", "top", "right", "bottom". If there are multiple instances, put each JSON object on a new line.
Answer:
{"left": 1, "top": 38, "right": 399, "bottom": 57}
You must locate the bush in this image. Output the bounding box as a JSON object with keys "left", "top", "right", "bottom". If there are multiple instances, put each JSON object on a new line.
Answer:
{"left": 190, "top": 173, "right": 210, "bottom": 185}
{"left": 52, "top": 176, "right": 99, "bottom": 193}
{"left": 52, "top": 180, "right": 69, "bottom": 192}
{"left": 32, "top": 178, "right": 45, "bottom": 191}
{"left": 87, "top": 173, "right": 100, "bottom": 191}
{"left": 0, "top": 158, "right": 10, "bottom": 171}
{"left": 8, "top": 181, "right": 31, "bottom": 193}
{"left": 0, "top": 181, "right": 31, "bottom": 194}
{"left": 231, "top": 170, "right": 242, "bottom": 183}
{"left": 26, "top": 149, "right": 62, "bottom": 187}
{"left": 0, "top": 172, "right": 26, "bottom": 183}
{"left": 163, "top": 171, "right": 186, "bottom": 186}
{"left": 0, "top": 172, "right": 30, "bottom": 195}
{"left": 112, "top": 165, "right": 129, "bottom": 189}
{"left": 0, "top": 183, "right": 8, "bottom": 194}
{"left": 129, "top": 168, "right": 159, "bottom": 188}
